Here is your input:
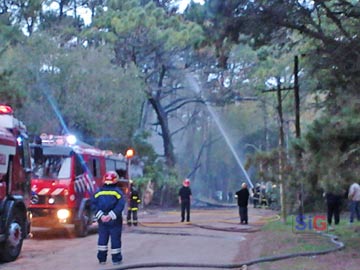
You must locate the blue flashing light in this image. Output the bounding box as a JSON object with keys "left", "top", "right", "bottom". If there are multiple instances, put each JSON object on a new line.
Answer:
{"left": 17, "top": 136, "right": 23, "bottom": 146}
{"left": 66, "top": 134, "right": 77, "bottom": 145}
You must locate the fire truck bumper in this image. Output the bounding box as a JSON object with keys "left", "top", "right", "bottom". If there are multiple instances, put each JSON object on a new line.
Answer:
{"left": 30, "top": 208, "right": 73, "bottom": 227}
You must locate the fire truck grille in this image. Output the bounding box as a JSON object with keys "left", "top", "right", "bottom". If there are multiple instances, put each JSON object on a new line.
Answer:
{"left": 31, "top": 195, "right": 66, "bottom": 205}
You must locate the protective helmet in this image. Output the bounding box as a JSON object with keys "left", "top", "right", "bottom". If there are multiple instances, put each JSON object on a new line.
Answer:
{"left": 103, "top": 171, "right": 119, "bottom": 185}
{"left": 183, "top": 178, "right": 190, "bottom": 187}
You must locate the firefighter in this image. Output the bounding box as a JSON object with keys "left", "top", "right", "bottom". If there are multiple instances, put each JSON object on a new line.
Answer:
{"left": 91, "top": 171, "right": 125, "bottom": 265}
{"left": 127, "top": 180, "right": 141, "bottom": 226}
{"left": 178, "top": 178, "right": 192, "bottom": 222}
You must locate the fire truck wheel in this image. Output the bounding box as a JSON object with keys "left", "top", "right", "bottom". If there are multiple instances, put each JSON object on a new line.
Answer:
{"left": 74, "top": 208, "right": 90, "bottom": 237}
{"left": 0, "top": 208, "right": 24, "bottom": 262}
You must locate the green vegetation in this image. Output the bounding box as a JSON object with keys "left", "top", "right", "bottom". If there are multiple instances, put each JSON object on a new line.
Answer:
{"left": 1, "top": 0, "right": 360, "bottom": 208}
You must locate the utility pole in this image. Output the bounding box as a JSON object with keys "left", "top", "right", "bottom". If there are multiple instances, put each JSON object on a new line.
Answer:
{"left": 294, "top": 55, "right": 304, "bottom": 221}
{"left": 262, "top": 56, "right": 302, "bottom": 223}
{"left": 276, "top": 78, "right": 287, "bottom": 223}
{"left": 263, "top": 80, "right": 290, "bottom": 223}
{"left": 294, "top": 55, "right": 301, "bottom": 139}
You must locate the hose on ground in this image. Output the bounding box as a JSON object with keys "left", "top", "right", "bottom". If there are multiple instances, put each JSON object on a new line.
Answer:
{"left": 113, "top": 232, "right": 344, "bottom": 269}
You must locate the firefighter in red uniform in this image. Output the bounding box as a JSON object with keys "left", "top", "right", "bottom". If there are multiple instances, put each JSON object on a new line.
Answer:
{"left": 127, "top": 181, "right": 141, "bottom": 226}
{"left": 91, "top": 171, "right": 125, "bottom": 265}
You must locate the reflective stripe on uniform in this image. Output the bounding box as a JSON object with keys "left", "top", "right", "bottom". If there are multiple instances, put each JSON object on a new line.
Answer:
{"left": 111, "top": 248, "right": 121, "bottom": 254}
{"left": 109, "top": 210, "right": 116, "bottom": 220}
{"left": 96, "top": 210, "right": 104, "bottom": 219}
{"left": 94, "top": 190, "right": 122, "bottom": 199}
{"left": 130, "top": 207, "right": 138, "bottom": 211}
{"left": 98, "top": 245, "right": 108, "bottom": 251}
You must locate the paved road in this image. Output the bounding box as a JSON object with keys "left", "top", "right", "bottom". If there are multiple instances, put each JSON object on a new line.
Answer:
{"left": 0, "top": 207, "right": 277, "bottom": 270}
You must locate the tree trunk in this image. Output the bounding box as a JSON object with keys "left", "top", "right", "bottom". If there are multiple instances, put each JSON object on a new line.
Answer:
{"left": 148, "top": 97, "right": 176, "bottom": 167}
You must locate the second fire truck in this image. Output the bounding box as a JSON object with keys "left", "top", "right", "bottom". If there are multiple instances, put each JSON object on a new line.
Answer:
{"left": 29, "top": 133, "right": 129, "bottom": 237}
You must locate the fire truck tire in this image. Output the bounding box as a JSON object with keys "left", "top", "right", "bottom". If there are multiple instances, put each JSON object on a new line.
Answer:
{"left": 0, "top": 207, "right": 25, "bottom": 262}
{"left": 74, "top": 208, "right": 90, "bottom": 237}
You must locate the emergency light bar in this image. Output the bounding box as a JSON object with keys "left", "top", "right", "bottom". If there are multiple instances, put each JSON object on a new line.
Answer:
{"left": 40, "top": 133, "right": 77, "bottom": 146}
{"left": 0, "top": 105, "right": 16, "bottom": 129}
{"left": 0, "top": 105, "right": 13, "bottom": 114}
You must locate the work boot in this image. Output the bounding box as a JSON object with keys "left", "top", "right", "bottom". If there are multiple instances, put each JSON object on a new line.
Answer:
{"left": 112, "top": 253, "right": 123, "bottom": 265}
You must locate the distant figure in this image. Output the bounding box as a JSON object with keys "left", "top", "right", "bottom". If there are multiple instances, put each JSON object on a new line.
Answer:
{"left": 143, "top": 180, "right": 154, "bottom": 206}
{"left": 178, "top": 178, "right": 192, "bottom": 222}
{"left": 252, "top": 183, "right": 260, "bottom": 208}
{"left": 91, "top": 171, "right": 125, "bottom": 265}
{"left": 235, "top": 183, "right": 250, "bottom": 224}
{"left": 348, "top": 182, "right": 360, "bottom": 223}
{"left": 127, "top": 181, "right": 141, "bottom": 226}
{"left": 324, "top": 192, "right": 343, "bottom": 226}
{"left": 228, "top": 191, "right": 233, "bottom": 203}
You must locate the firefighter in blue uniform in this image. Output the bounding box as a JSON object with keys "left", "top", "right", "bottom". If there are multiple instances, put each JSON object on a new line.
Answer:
{"left": 91, "top": 171, "right": 125, "bottom": 265}
{"left": 127, "top": 180, "right": 141, "bottom": 226}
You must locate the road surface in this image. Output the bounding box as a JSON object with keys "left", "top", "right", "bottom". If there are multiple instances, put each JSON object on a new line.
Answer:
{"left": 0, "top": 207, "right": 277, "bottom": 270}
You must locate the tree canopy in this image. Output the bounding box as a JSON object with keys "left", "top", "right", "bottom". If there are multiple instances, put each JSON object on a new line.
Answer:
{"left": 1, "top": 0, "right": 359, "bottom": 209}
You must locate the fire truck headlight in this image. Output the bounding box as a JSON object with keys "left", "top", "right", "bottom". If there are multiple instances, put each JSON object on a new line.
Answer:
{"left": 57, "top": 209, "right": 70, "bottom": 220}
{"left": 48, "top": 197, "right": 55, "bottom": 204}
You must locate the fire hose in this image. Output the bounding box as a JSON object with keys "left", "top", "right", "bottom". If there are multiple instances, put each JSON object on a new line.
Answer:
{"left": 113, "top": 222, "right": 344, "bottom": 269}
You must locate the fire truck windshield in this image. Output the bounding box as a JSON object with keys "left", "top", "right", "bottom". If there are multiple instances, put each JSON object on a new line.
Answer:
{"left": 32, "top": 155, "right": 71, "bottom": 179}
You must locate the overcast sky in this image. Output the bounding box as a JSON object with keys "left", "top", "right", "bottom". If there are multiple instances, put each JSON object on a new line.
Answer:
{"left": 44, "top": 0, "right": 205, "bottom": 26}
{"left": 178, "top": 0, "right": 205, "bottom": 13}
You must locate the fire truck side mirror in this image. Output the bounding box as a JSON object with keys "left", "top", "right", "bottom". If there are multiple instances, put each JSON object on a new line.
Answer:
{"left": 33, "top": 135, "right": 43, "bottom": 165}
{"left": 34, "top": 146, "right": 43, "bottom": 165}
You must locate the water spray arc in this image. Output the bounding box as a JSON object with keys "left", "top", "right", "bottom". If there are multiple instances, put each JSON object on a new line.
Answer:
{"left": 186, "top": 74, "right": 254, "bottom": 189}
{"left": 38, "top": 80, "right": 96, "bottom": 189}
{"left": 40, "top": 84, "right": 69, "bottom": 134}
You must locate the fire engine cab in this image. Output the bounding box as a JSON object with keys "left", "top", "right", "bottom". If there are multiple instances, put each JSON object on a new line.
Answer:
{"left": 0, "top": 105, "right": 32, "bottom": 262}
{"left": 29, "top": 133, "right": 128, "bottom": 237}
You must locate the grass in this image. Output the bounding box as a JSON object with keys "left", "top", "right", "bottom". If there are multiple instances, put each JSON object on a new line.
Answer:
{"left": 261, "top": 215, "right": 360, "bottom": 254}
{"left": 327, "top": 221, "right": 360, "bottom": 249}
{"left": 256, "top": 215, "right": 360, "bottom": 270}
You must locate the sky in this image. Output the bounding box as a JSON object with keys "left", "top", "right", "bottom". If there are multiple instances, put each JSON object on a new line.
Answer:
{"left": 75, "top": 0, "right": 205, "bottom": 25}
{"left": 178, "top": 0, "right": 205, "bottom": 13}
{"left": 43, "top": 0, "right": 205, "bottom": 27}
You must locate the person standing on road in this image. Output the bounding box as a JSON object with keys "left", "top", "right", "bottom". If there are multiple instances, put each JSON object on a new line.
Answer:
{"left": 91, "top": 171, "right": 125, "bottom": 265}
{"left": 348, "top": 182, "right": 360, "bottom": 223}
{"left": 127, "top": 180, "right": 141, "bottom": 226}
{"left": 235, "top": 183, "right": 250, "bottom": 224}
{"left": 178, "top": 178, "right": 192, "bottom": 222}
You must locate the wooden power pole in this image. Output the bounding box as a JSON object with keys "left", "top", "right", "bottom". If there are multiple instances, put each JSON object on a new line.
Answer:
{"left": 262, "top": 56, "right": 302, "bottom": 223}
{"left": 276, "top": 78, "right": 287, "bottom": 223}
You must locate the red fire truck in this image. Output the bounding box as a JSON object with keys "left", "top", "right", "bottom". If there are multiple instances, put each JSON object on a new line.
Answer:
{"left": 29, "top": 133, "right": 129, "bottom": 237}
{"left": 0, "top": 105, "right": 32, "bottom": 262}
